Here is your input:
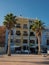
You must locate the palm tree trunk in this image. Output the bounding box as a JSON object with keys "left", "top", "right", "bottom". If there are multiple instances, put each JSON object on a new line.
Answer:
{"left": 38, "top": 36, "right": 41, "bottom": 55}
{"left": 8, "top": 30, "right": 11, "bottom": 56}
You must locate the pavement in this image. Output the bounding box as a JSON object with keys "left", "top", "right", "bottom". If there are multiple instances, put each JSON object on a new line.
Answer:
{"left": 0, "top": 54, "right": 49, "bottom": 65}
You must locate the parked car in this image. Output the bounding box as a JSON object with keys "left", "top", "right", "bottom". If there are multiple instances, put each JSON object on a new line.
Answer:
{"left": 41, "top": 50, "right": 47, "bottom": 57}
{"left": 15, "top": 50, "right": 21, "bottom": 54}
{"left": 47, "top": 50, "right": 49, "bottom": 55}
{"left": 22, "top": 50, "right": 31, "bottom": 54}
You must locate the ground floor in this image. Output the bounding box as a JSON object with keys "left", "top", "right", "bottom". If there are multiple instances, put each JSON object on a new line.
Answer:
{"left": 0, "top": 44, "right": 48, "bottom": 54}
{"left": 10, "top": 45, "right": 38, "bottom": 54}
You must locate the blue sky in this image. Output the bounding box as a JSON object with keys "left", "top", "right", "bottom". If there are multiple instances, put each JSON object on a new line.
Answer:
{"left": 0, "top": 0, "right": 49, "bottom": 27}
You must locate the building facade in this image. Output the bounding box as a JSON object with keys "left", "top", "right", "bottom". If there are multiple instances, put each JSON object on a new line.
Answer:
{"left": 4, "top": 17, "right": 49, "bottom": 54}
{"left": 41, "top": 29, "right": 49, "bottom": 50}
{"left": 5, "top": 17, "right": 37, "bottom": 54}
{"left": 0, "top": 26, "right": 6, "bottom": 53}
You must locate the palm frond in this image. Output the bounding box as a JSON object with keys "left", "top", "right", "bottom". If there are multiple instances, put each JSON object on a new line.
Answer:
{"left": 3, "top": 13, "right": 17, "bottom": 29}
{"left": 30, "top": 19, "right": 45, "bottom": 36}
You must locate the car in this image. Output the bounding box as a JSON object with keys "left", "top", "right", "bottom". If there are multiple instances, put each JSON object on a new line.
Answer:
{"left": 41, "top": 50, "right": 47, "bottom": 57}
{"left": 47, "top": 50, "right": 49, "bottom": 55}
{"left": 22, "top": 50, "right": 31, "bottom": 54}
{"left": 15, "top": 50, "right": 21, "bottom": 54}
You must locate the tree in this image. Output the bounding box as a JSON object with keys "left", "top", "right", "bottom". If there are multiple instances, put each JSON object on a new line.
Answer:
{"left": 3, "top": 13, "right": 16, "bottom": 56}
{"left": 30, "top": 19, "right": 45, "bottom": 54}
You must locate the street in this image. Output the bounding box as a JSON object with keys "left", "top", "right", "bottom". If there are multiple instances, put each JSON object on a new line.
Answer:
{"left": 0, "top": 54, "right": 49, "bottom": 65}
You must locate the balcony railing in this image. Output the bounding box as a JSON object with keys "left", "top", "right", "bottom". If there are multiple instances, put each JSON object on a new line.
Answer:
{"left": 16, "top": 26, "right": 21, "bottom": 28}
{"left": 23, "top": 43, "right": 28, "bottom": 46}
{"left": 23, "top": 34, "right": 28, "bottom": 36}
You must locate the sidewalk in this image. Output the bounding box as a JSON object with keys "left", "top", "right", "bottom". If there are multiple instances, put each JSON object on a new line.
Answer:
{"left": 0, "top": 54, "right": 49, "bottom": 65}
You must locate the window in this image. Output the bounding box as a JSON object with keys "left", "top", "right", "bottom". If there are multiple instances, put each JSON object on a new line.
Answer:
{"left": 11, "top": 39, "right": 13, "bottom": 43}
{"left": 30, "top": 32, "right": 35, "bottom": 36}
{"left": 23, "top": 46, "right": 26, "bottom": 50}
{"left": 16, "top": 23, "right": 21, "bottom": 28}
{"left": 11, "top": 30, "right": 13, "bottom": 35}
{"left": 47, "top": 40, "right": 49, "bottom": 45}
{"left": 29, "top": 20, "right": 32, "bottom": 23}
{"left": 16, "top": 39, "right": 21, "bottom": 43}
{"left": 30, "top": 40, "right": 35, "bottom": 43}
{"left": 23, "top": 24, "right": 28, "bottom": 29}
{"left": 23, "top": 39, "right": 28, "bottom": 43}
{"left": 16, "top": 31, "right": 21, "bottom": 35}
{"left": 36, "top": 38, "right": 38, "bottom": 44}
{"left": 15, "top": 47, "right": 21, "bottom": 51}
{"left": 23, "top": 31, "right": 28, "bottom": 36}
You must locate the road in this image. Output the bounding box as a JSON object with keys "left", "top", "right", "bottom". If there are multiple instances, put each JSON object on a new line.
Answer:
{"left": 0, "top": 54, "right": 49, "bottom": 65}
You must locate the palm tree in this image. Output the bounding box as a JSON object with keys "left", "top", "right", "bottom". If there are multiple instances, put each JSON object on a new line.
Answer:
{"left": 30, "top": 19, "right": 45, "bottom": 54}
{"left": 3, "top": 13, "right": 16, "bottom": 56}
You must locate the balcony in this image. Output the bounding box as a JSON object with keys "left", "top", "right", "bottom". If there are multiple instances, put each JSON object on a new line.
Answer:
{"left": 15, "top": 35, "right": 21, "bottom": 39}
{"left": 23, "top": 43, "right": 28, "bottom": 46}
{"left": 16, "top": 31, "right": 21, "bottom": 35}
{"left": 15, "top": 43, "right": 21, "bottom": 46}
{"left": 29, "top": 40, "right": 36, "bottom": 47}
{"left": 16, "top": 23, "right": 21, "bottom": 28}
{"left": 29, "top": 43, "right": 36, "bottom": 48}
{"left": 15, "top": 39, "right": 21, "bottom": 45}
{"left": 23, "top": 24, "right": 28, "bottom": 29}
{"left": 23, "top": 34, "right": 28, "bottom": 36}
{"left": 23, "top": 34, "right": 28, "bottom": 39}
{"left": 23, "top": 31, "right": 28, "bottom": 39}
{"left": 30, "top": 32, "right": 35, "bottom": 36}
{"left": 29, "top": 43, "right": 35, "bottom": 46}
{"left": 23, "top": 39, "right": 28, "bottom": 46}
{"left": 23, "top": 36, "right": 28, "bottom": 39}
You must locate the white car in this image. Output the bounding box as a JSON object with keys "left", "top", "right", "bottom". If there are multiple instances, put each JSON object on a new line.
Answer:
{"left": 47, "top": 50, "right": 49, "bottom": 55}
{"left": 41, "top": 51, "right": 47, "bottom": 57}
{"left": 22, "top": 50, "right": 31, "bottom": 54}
{"left": 15, "top": 50, "right": 21, "bottom": 54}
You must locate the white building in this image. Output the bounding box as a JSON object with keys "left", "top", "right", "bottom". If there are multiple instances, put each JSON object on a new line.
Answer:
{"left": 4, "top": 17, "right": 49, "bottom": 54}
{"left": 41, "top": 28, "right": 49, "bottom": 50}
